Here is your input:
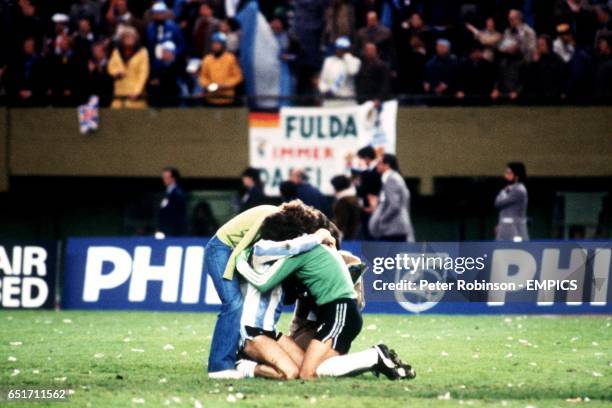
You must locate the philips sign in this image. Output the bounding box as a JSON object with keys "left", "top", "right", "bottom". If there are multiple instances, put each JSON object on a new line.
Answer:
{"left": 63, "top": 238, "right": 220, "bottom": 311}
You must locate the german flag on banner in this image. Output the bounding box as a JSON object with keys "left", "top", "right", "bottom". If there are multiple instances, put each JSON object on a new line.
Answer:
{"left": 249, "top": 112, "right": 280, "bottom": 128}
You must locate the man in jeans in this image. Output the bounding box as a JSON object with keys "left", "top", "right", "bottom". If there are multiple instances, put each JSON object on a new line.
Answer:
{"left": 206, "top": 203, "right": 335, "bottom": 379}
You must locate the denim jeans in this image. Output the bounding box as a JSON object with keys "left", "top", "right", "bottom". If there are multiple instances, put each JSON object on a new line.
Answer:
{"left": 205, "top": 235, "right": 243, "bottom": 372}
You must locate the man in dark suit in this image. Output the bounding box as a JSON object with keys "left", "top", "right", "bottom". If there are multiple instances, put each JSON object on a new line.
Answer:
{"left": 356, "top": 146, "right": 382, "bottom": 239}
{"left": 239, "top": 167, "right": 267, "bottom": 213}
{"left": 289, "top": 169, "right": 331, "bottom": 217}
{"left": 158, "top": 167, "right": 188, "bottom": 237}
{"left": 330, "top": 175, "right": 362, "bottom": 240}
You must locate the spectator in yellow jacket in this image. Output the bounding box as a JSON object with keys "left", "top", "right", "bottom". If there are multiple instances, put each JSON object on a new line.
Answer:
{"left": 199, "top": 32, "right": 243, "bottom": 105}
{"left": 108, "top": 26, "right": 149, "bottom": 108}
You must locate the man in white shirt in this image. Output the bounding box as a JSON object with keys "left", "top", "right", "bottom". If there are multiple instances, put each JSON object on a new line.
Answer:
{"left": 553, "top": 23, "right": 576, "bottom": 63}
{"left": 318, "top": 37, "right": 361, "bottom": 106}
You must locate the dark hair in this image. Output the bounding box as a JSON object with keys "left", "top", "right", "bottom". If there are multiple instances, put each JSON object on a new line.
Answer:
{"left": 279, "top": 181, "right": 298, "bottom": 201}
{"left": 330, "top": 175, "right": 351, "bottom": 192}
{"left": 381, "top": 153, "right": 400, "bottom": 172}
{"left": 291, "top": 169, "right": 308, "bottom": 182}
{"left": 241, "top": 167, "right": 262, "bottom": 187}
{"left": 507, "top": 161, "right": 527, "bottom": 182}
{"left": 226, "top": 17, "right": 240, "bottom": 31}
{"left": 538, "top": 34, "right": 553, "bottom": 52}
{"left": 259, "top": 200, "right": 341, "bottom": 249}
{"left": 163, "top": 166, "right": 181, "bottom": 182}
{"left": 470, "top": 42, "right": 484, "bottom": 52}
{"left": 357, "top": 145, "right": 376, "bottom": 160}
{"left": 260, "top": 200, "right": 322, "bottom": 241}
{"left": 317, "top": 215, "right": 342, "bottom": 249}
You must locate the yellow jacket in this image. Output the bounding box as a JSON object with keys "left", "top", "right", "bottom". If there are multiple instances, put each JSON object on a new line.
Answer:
{"left": 108, "top": 47, "right": 149, "bottom": 108}
{"left": 216, "top": 205, "right": 279, "bottom": 280}
{"left": 199, "top": 51, "right": 243, "bottom": 105}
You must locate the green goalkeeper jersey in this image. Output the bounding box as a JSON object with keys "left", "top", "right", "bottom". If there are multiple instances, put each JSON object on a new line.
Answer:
{"left": 236, "top": 244, "right": 356, "bottom": 306}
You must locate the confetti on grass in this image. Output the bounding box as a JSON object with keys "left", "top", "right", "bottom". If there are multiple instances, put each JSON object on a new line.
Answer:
{"left": 437, "top": 392, "right": 452, "bottom": 400}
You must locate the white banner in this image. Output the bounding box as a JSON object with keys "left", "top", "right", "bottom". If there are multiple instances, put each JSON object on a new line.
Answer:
{"left": 249, "top": 100, "right": 397, "bottom": 195}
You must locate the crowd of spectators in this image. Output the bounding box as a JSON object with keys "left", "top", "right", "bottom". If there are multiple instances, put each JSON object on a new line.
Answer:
{"left": 1, "top": 0, "right": 611, "bottom": 107}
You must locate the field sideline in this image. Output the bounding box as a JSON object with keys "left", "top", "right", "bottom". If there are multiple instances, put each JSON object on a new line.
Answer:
{"left": 0, "top": 311, "right": 610, "bottom": 407}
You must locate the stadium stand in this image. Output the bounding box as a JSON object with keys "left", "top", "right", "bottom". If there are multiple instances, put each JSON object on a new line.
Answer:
{"left": 0, "top": 0, "right": 611, "bottom": 107}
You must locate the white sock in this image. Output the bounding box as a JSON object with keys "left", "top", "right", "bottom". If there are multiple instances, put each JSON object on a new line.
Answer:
{"left": 315, "top": 348, "right": 378, "bottom": 377}
{"left": 236, "top": 359, "right": 257, "bottom": 378}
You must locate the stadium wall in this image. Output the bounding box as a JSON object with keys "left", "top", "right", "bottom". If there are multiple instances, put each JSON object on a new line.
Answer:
{"left": 8, "top": 108, "right": 249, "bottom": 179}
{"left": 6, "top": 107, "right": 611, "bottom": 194}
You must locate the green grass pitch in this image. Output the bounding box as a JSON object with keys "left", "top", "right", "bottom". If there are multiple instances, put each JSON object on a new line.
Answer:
{"left": 0, "top": 310, "right": 610, "bottom": 407}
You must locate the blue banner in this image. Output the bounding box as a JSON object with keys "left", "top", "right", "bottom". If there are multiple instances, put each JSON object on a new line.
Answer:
{"left": 347, "top": 241, "right": 612, "bottom": 314}
{"left": 61, "top": 238, "right": 612, "bottom": 314}
{"left": 62, "top": 237, "right": 217, "bottom": 311}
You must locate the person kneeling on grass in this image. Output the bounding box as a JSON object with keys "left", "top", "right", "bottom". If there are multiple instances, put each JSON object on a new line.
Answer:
{"left": 234, "top": 212, "right": 416, "bottom": 380}
{"left": 205, "top": 201, "right": 336, "bottom": 379}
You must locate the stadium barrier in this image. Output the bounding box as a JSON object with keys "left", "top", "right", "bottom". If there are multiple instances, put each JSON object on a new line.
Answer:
{"left": 2, "top": 238, "right": 610, "bottom": 314}
{"left": 56, "top": 237, "right": 612, "bottom": 314}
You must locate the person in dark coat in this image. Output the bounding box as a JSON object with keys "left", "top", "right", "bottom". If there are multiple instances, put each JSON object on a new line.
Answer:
{"left": 455, "top": 44, "right": 496, "bottom": 100}
{"left": 239, "top": 167, "right": 268, "bottom": 213}
{"left": 79, "top": 40, "right": 114, "bottom": 107}
{"left": 356, "top": 42, "right": 391, "bottom": 103}
{"left": 6, "top": 37, "right": 47, "bottom": 106}
{"left": 289, "top": 169, "right": 331, "bottom": 216}
{"left": 47, "top": 32, "right": 82, "bottom": 106}
{"left": 158, "top": 167, "right": 188, "bottom": 237}
{"left": 594, "top": 36, "right": 612, "bottom": 99}
{"left": 396, "top": 35, "right": 428, "bottom": 95}
{"left": 192, "top": 199, "right": 219, "bottom": 237}
{"left": 356, "top": 145, "right": 382, "bottom": 239}
{"left": 423, "top": 38, "right": 459, "bottom": 96}
{"left": 523, "top": 35, "right": 566, "bottom": 100}
{"left": 148, "top": 41, "right": 182, "bottom": 107}
{"left": 330, "top": 175, "right": 362, "bottom": 240}
{"left": 279, "top": 180, "right": 299, "bottom": 203}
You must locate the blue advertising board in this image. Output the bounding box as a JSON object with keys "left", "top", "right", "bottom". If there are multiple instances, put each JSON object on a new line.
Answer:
{"left": 63, "top": 237, "right": 218, "bottom": 311}
{"left": 62, "top": 237, "right": 612, "bottom": 314}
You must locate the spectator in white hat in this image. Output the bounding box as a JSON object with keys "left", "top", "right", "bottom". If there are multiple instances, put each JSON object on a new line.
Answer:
{"left": 318, "top": 36, "right": 361, "bottom": 106}
{"left": 146, "top": 1, "right": 185, "bottom": 70}
{"left": 149, "top": 40, "right": 183, "bottom": 106}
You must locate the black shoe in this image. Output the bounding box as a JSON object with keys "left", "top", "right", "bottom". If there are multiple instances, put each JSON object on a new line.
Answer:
{"left": 373, "top": 344, "right": 403, "bottom": 380}
{"left": 396, "top": 361, "right": 417, "bottom": 380}
{"left": 387, "top": 348, "right": 416, "bottom": 380}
